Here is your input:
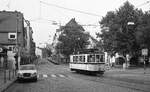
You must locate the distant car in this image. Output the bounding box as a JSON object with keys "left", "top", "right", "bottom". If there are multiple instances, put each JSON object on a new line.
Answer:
{"left": 17, "top": 64, "right": 38, "bottom": 81}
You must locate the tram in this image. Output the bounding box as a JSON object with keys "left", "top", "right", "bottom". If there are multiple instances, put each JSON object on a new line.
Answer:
{"left": 69, "top": 49, "right": 106, "bottom": 74}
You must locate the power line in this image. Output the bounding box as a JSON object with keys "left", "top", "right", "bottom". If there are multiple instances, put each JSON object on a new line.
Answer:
{"left": 136, "top": 0, "right": 150, "bottom": 8}
{"left": 29, "top": 18, "right": 56, "bottom": 23}
{"left": 6, "top": 0, "right": 11, "bottom": 9}
{"left": 30, "top": 18, "right": 100, "bottom": 27}
{"left": 40, "top": 1, "right": 102, "bottom": 17}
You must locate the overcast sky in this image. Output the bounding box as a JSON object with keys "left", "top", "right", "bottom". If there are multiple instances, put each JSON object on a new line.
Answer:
{"left": 0, "top": 0, "right": 149, "bottom": 47}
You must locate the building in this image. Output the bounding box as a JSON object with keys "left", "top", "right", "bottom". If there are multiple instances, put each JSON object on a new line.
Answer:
{"left": 35, "top": 47, "right": 43, "bottom": 59}
{"left": 23, "top": 20, "right": 36, "bottom": 64}
{"left": 0, "top": 11, "right": 25, "bottom": 50}
{"left": 0, "top": 11, "right": 35, "bottom": 67}
{"left": 0, "top": 11, "right": 26, "bottom": 68}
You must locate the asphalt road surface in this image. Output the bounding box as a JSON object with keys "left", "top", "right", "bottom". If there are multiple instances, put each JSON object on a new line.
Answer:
{"left": 4, "top": 59, "right": 150, "bottom": 92}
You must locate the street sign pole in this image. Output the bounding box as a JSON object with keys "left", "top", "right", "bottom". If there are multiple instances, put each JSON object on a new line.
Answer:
{"left": 142, "top": 48, "right": 148, "bottom": 74}
{"left": 143, "top": 55, "right": 146, "bottom": 74}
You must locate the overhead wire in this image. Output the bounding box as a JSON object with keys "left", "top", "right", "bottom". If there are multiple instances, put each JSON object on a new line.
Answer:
{"left": 6, "top": 0, "right": 11, "bottom": 9}
{"left": 30, "top": 1, "right": 102, "bottom": 27}
{"left": 40, "top": 1, "right": 102, "bottom": 17}
{"left": 29, "top": 18, "right": 100, "bottom": 27}
{"left": 136, "top": 0, "right": 150, "bottom": 8}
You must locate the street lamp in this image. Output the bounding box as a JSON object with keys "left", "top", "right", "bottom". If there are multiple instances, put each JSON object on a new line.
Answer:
{"left": 125, "top": 22, "right": 135, "bottom": 68}
{"left": 52, "top": 21, "right": 61, "bottom": 27}
{"left": 77, "top": 38, "right": 81, "bottom": 49}
{"left": 39, "top": 42, "right": 47, "bottom": 48}
{"left": 15, "top": 13, "right": 20, "bottom": 70}
{"left": 52, "top": 21, "right": 62, "bottom": 63}
{"left": 127, "top": 22, "right": 135, "bottom": 25}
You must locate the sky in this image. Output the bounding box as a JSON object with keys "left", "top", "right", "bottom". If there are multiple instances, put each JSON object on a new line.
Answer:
{"left": 0, "top": 0, "right": 149, "bottom": 47}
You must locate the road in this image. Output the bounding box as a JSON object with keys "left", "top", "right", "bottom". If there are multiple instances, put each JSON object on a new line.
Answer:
{"left": 4, "top": 59, "right": 150, "bottom": 92}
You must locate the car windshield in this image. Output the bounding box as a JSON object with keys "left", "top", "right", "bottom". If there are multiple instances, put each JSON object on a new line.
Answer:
{"left": 20, "top": 65, "right": 36, "bottom": 70}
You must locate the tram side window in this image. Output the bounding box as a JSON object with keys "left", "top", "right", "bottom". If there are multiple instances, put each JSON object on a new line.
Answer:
{"left": 73, "top": 56, "right": 75, "bottom": 62}
{"left": 83, "top": 56, "right": 85, "bottom": 63}
{"left": 76, "top": 56, "right": 79, "bottom": 63}
{"left": 73, "top": 56, "right": 78, "bottom": 63}
{"left": 79, "top": 56, "right": 85, "bottom": 63}
{"left": 79, "top": 56, "right": 82, "bottom": 62}
{"left": 100, "top": 55, "right": 104, "bottom": 62}
{"left": 81, "top": 56, "right": 85, "bottom": 63}
{"left": 88, "top": 55, "right": 95, "bottom": 62}
{"left": 73, "top": 55, "right": 85, "bottom": 63}
{"left": 96, "top": 55, "right": 100, "bottom": 62}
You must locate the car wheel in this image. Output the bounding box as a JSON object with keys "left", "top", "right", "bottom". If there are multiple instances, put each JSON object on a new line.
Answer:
{"left": 17, "top": 78, "right": 22, "bottom": 83}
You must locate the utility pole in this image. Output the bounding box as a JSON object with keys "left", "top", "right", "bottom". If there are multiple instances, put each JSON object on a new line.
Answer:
{"left": 16, "top": 13, "right": 20, "bottom": 70}
{"left": 142, "top": 48, "right": 148, "bottom": 74}
{"left": 52, "top": 21, "right": 62, "bottom": 63}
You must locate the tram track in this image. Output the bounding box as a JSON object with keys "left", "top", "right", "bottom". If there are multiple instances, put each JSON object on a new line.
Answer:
{"left": 97, "top": 76, "right": 150, "bottom": 92}
{"left": 70, "top": 72, "right": 150, "bottom": 92}
{"left": 38, "top": 59, "right": 150, "bottom": 92}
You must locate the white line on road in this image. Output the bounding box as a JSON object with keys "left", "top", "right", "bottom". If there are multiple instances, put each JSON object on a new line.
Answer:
{"left": 43, "top": 74, "right": 48, "bottom": 78}
{"left": 58, "top": 74, "right": 66, "bottom": 78}
{"left": 51, "top": 74, "right": 57, "bottom": 78}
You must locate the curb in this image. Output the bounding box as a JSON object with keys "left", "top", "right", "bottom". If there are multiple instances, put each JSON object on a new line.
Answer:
{"left": 0, "top": 78, "right": 16, "bottom": 92}
{"left": 47, "top": 58, "right": 59, "bottom": 65}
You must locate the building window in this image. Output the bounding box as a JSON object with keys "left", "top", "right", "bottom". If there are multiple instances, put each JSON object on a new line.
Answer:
{"left": 8, "top": 33, "right": 16, "bottom": 40}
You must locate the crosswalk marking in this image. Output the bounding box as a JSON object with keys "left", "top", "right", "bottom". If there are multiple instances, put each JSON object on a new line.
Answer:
{"left": 58, "top": 74, "right": 65, "bottom": 78}
{"left": 38, "top": 74, "right": 68, "bottom": 78}
{"left": 43, "top": 74, "right": 48, "bottom": 78}
{"left": 51, "top": 74, "right": 57, "bottom": 78}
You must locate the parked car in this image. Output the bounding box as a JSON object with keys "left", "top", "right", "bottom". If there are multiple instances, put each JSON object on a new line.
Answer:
{"left": 17, "top": 64, "right": 38, "bottom": 81}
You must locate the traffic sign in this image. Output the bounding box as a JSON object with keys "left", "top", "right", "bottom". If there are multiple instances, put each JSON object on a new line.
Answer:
{"left": 142, "top": 48, "right": 148, "bottom": 56}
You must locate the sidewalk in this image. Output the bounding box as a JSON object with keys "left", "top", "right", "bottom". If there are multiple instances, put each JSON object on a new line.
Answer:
{"left": 0, "top": 69, "right": 16, "bottom": 92}
{"left": 104, "top": 67, "right": 150, "bottom": 85}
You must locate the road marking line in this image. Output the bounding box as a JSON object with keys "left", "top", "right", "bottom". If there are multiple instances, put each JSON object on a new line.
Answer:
{"left": 43, "top": 74, "right": 48, "bottom": 78}
{"left": 58, "top": 74, "right": 65, "bottom": 78}
{"left": 51, "top": 74, "right": 57, "bottom": 78}
{"left": 37, "top": 75, "right": 39, "bottom": 78}
{"left": 38, "top": 74, "right": 43, "bottom": 78}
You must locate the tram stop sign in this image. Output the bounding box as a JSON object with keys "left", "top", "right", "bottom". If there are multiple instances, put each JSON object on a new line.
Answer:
{"left": 142, "top": 48, "right": 148, "bottom": 56}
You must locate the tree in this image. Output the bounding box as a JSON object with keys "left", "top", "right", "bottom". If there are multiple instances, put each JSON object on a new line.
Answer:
{"left": 97, "top": 1, "right": 144, "bottom": 57}
{"left": 45, "top": 48, "right": 52, "bottom": 57}
{"left": 56, "top": 18, "right": 89, "bottom": 57}
{"left": 136, "top": 11, "right": 150, "bottom": 49}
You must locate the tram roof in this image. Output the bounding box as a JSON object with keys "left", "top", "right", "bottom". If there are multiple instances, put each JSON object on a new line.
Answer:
{"left": 72, "top": 49, "right": 104, "bottom": 55}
